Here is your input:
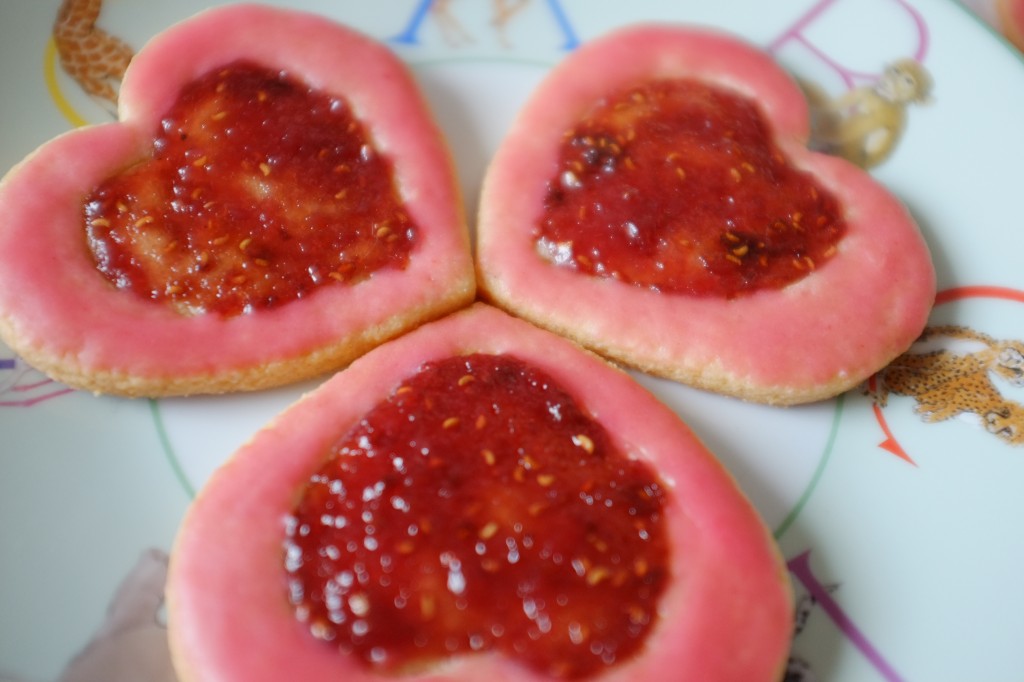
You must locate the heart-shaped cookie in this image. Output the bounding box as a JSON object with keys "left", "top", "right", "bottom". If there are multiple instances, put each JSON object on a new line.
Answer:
{"left": 168, "top": 303, "right": 792, "bottom": 681}
{"left": 477, "top": 24, "right": 935, "bottom": 405}
{"left": 0, "top": 4, "right": 474, "bottom": 397}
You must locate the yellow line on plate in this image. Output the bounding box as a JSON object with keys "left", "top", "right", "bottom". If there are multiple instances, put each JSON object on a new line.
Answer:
{"left": 43, "top": 37, "right": 89, "bottom": 129}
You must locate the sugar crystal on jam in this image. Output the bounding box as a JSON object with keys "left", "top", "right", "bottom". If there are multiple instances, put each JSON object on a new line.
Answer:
{"left": 537, "top": 79, "right": 846, "bottom": 298}
{"left": 285, "top": 353, "right": 670, "bottom": 678}
{"left": 85, "top": 60, "right": 416, "bottom": 316}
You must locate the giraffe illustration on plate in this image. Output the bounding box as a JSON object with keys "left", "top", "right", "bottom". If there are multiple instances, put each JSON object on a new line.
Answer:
{"left": 802, "top": 58, "right": 932, "bottom": 169}
{"left": 53, "top": 0, "right": 133, "bottom": 114}
{"left": 0, "top": 550, "right": 176, "bottom": 682}
{"left": 430, "top": 0, "right": 533, "bottom": 46}
{"left": 784, "top": 581, "right": 838, "bottom": 682}
{"left": 0, "top": 354, "right": 72, "bottom": 407}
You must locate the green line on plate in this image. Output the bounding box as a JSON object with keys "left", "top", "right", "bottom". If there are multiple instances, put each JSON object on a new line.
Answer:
{"left": 773, "top": 392, "right": 844, "bottom": 541}
{"left": 150, "top": 398, "right": 196, "bottom": 500}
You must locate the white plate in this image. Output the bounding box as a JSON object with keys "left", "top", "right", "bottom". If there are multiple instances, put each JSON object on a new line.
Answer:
{"left": 2, "top": 1, "right": 1023, "bottom": 680}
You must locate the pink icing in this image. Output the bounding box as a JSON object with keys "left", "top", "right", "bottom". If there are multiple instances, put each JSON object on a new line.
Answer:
{"left": 477, "top": 24, "right": 935, "bottom": 404}
{"left": 168, "top": 303, "right": 792, "bottom": 682}
{"left": 0, "top": 4, "right": 472, "bottom": 389}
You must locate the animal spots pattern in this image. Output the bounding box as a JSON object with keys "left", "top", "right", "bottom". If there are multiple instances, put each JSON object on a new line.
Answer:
{"left": 53, "top": 0, "right": 133, "bottom": 111}
{"left": 871, "top": 325, "right": 1024, "bottom": 445}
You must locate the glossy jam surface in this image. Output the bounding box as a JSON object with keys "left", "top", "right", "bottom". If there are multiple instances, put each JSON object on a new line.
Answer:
{"left": 537, "top": 79, "right": 846, "bottom": 298}
{"left": 286, "top": 353, "right": 669, "bottom": 678}
{"left": 85, "top": 60, "right": 415, "bottom": 316}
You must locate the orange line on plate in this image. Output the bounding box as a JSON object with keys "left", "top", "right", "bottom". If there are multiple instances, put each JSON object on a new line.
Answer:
{"left": 935, "top": 285, "right": 1024, "bottom": 305}
{"left": 866, "top": 375, "right": 916, "bottom": 466}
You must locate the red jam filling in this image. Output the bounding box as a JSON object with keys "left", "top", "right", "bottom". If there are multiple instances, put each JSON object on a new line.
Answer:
{"left": 285, "top": 353, "right": 669, "bottom": 679}
{"left": 85, "top": 60, "right": 416, "bottom": 316}
{"left": 537, "top": 79, "right": 846, "bottom": 298}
